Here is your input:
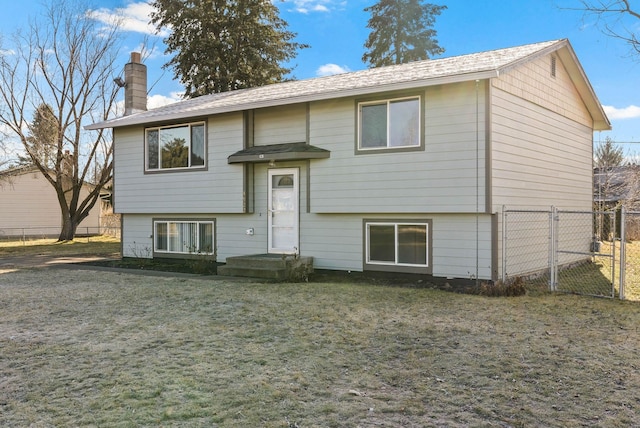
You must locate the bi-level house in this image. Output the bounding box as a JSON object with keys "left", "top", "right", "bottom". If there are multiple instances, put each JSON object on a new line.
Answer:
{"left": 87, "top": 40, "right": 610, "bottom": 281}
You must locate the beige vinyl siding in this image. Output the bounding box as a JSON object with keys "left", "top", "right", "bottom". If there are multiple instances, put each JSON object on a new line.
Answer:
{"left": 309, "top": 81, "right": 487, "bottom": 214}
{"left": 0, "top": 171, "right": 101, "bottom": 236}
{"left": 113, "top": 113, "right": 246, "bottom": 214}
{"left": 253, "top": 104, "right": 307, "bottom": 146}
{"left": 493, "top": 53, "right": 593, "bottom": 128}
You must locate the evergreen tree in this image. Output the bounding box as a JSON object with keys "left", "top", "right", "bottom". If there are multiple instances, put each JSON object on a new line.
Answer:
{"left": 595, "top": 137, "right": 624, "bottom": 169}
{"left": 21, "top": 104, "right": 59, "bottom": 169}
{"left": 363, "top": 0, "right": 446, "bottom": 67}
{"left": 150, "top": 0, "right": 307, "bottom": 97}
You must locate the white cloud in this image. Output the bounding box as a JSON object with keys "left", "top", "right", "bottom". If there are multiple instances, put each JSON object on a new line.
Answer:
{"left": 110, "top": 92, "right": 181, "bottom": 117}
{"left": 90, "top": 2, "right": 168, "bottom": 37}
{"left": 284, "top": 0, "right": 335, "bottom": 14}
{"left": 603, "top": 105, "right": 640, "bottom": 120}
{"left": 147, "top": 92, "right": 183, "bottom": 109}
{"left": 316, "top": 63, "right": 350, "bottom": 77}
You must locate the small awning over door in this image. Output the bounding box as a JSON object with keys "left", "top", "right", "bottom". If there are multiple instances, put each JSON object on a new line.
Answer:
{"left": 228, "top": 142, "right": 330, "bottom": 164}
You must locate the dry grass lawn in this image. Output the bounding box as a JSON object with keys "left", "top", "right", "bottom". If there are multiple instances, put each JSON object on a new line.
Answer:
{"left": 0, "top": 236, "right": 120, "bottom": 258}
{"left": 1, "top": 240, "right": 640, "bottom": 426}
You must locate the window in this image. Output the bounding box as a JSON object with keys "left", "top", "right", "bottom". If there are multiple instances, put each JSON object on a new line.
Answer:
{"left": 358, "top": 96, "right": 421, "bottom": 151}
{"left": 365, "top": 221, "right": 430, "bottom": 270}
{"left": 154, "top": 220, "right": 214, "bottom": 255}
{"left": 146, "top": 122, "right": 206, "bottom": 171}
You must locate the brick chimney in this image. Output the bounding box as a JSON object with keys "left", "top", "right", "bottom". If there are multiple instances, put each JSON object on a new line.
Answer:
{"left": 124, "top": 52, "right": 147, "bottom": 115}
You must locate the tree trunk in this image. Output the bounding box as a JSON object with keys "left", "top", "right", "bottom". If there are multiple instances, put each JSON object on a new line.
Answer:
{"left": 58, "top": 215, "right": 78, "bottom": 241}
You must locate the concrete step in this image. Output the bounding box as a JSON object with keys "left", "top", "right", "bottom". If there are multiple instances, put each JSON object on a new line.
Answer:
{"left": 217, "top": 264, "right": 287, "bottom": 280}
{"left": 224, "top": 254, "right": 289, "bottom": 269}
{"left": 219, "top": 254, "right": 314, "bottom": 280}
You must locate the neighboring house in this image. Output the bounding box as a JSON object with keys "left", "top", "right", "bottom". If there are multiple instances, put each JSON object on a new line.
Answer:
{"left": 88, "top": 39, "right": 610, "bottom": 281}
{"left": 594, "top": 165, "right": 640, "bottom": 208}
{"left": 0, "top": 166, "right": 102, "bottom": 237}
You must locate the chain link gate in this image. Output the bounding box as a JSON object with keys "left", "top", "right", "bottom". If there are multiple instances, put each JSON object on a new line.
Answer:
{"left": 554, "top": 210, "right": 616, "bottom": 298}
{"left": 620, "top": 208, "right": 640, "bottom": 301}
{"left": 503, "top": 207, "right": 617, "bottom": 298}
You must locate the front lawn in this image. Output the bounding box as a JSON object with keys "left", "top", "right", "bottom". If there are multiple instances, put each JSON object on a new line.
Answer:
{"left": 0, "top": 235, "right": 120, "bottom": 258}
{"left": 1, "top": 267, "right": 639, "bottom": 426}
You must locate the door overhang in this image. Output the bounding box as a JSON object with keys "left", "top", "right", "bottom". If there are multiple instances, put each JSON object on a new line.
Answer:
{"left": 228, "top": 142, "right": 330, "bottom": 164}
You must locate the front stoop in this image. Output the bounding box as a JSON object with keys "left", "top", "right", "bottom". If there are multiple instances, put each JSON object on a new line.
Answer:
{"left": 218, "top": 254, "right": 314, "bottom": 281}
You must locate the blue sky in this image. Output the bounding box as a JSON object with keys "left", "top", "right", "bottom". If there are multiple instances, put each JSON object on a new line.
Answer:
{"left": 2, "top": 0, "right": 640, "bottom": 150}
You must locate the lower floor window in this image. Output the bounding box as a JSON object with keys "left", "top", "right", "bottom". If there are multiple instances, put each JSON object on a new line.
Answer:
{"left": 366, "top": 222, "right": 429, "bottom": 266}
{"left": 154, "top": 220, "right": 214, "bottom": 255}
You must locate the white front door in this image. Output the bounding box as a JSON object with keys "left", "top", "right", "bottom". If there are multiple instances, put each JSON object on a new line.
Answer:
{"left": 268, "top": 168, "right": 299, "bottom": 254}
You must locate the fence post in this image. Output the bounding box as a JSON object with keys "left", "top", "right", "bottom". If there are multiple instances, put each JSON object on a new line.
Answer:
{"left": 549, "top": 206, "right": 558, "bottom": 291}
{"left": 502, "top": 205, "right": 507, "bottom": 282}
{"left": 619, "top": 206, "right": 626, "bottom": 300}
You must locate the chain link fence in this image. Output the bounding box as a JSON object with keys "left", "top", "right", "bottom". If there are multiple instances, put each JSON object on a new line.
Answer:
{"left": 502, "top": 209, "right": 553, "bottom": 287}
{"left": 503, "top": 207, "right": 617, "bottom": 299}
{"left": 0, "top": 224, "right": 120, "bottom": 243}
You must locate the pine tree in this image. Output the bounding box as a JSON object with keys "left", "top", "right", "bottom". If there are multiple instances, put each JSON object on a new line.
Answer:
{"left": 363, "top": 0, "right": 446, "bottom": 67}
{"left": 23, "top": 104, "right": 59, "bottom": 170}
{"left": 595, "top": 137, "right": 624, "bottom": 169}
{"left": 150, "top": 0, "right": 307, "bottom": 97}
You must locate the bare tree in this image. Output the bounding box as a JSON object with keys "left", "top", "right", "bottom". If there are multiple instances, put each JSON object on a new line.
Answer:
{"left": 0, "top": 0, "right": 121, "bottom": 240}
{"left": 576, "top": 0, "right": 640, "bottom": 55}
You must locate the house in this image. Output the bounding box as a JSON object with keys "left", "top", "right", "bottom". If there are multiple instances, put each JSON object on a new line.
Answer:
{"left": 0, "top": 166, "right": 102, "bottom": 238}
{"left": 594, "top": 165, "right": 640, "bottom": 208}
{"left": 87, "top": 40, "right": 610, "bottom": 281}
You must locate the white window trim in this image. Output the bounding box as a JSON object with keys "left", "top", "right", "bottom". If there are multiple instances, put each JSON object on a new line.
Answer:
{"left": 145, "top": 121, "right": 207, "bottom": 172}
{"left": 154, "top": 219, "right": 215, "bottom": 255}
{"left": 357, "top": 95, "right": 421, "bottom": 151}
{"left": 365, "top": 221, "right": 429, "bottom": 267}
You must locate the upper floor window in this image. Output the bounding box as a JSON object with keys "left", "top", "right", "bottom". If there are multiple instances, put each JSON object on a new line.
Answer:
{"left": 146, "top": 122, "right": 206, "bottom": 171}
{"left": 358, "top": 96, "right": 421, "bottom": 151}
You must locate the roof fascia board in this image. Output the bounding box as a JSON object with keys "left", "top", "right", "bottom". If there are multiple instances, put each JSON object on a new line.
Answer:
{"left": 86, "top": 70, "right": 499, "bottom": 130}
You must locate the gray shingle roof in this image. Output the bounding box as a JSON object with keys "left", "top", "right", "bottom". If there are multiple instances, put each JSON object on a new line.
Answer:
{"left": 87, "top": 39, "right": 608, "bottom": 130}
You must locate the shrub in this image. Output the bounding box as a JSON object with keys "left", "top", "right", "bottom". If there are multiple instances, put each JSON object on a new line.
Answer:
{"left": 477, "top": 277, "right": 526, "bottom": 297}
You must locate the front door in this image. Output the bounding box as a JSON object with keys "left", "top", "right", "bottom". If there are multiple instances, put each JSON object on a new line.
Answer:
{"left": 268, "top": 168, "right": 299, "bottom": 254}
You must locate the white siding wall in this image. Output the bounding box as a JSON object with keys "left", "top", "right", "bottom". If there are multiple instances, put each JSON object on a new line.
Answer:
{"left": 0, "top": 171, "right": 101, "bottom": 236}
{"left": 113, "top": 113, "right": 246, "bottom": 214}
{"left": 309, "top": 81, "right": 487, "bottom": 213}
